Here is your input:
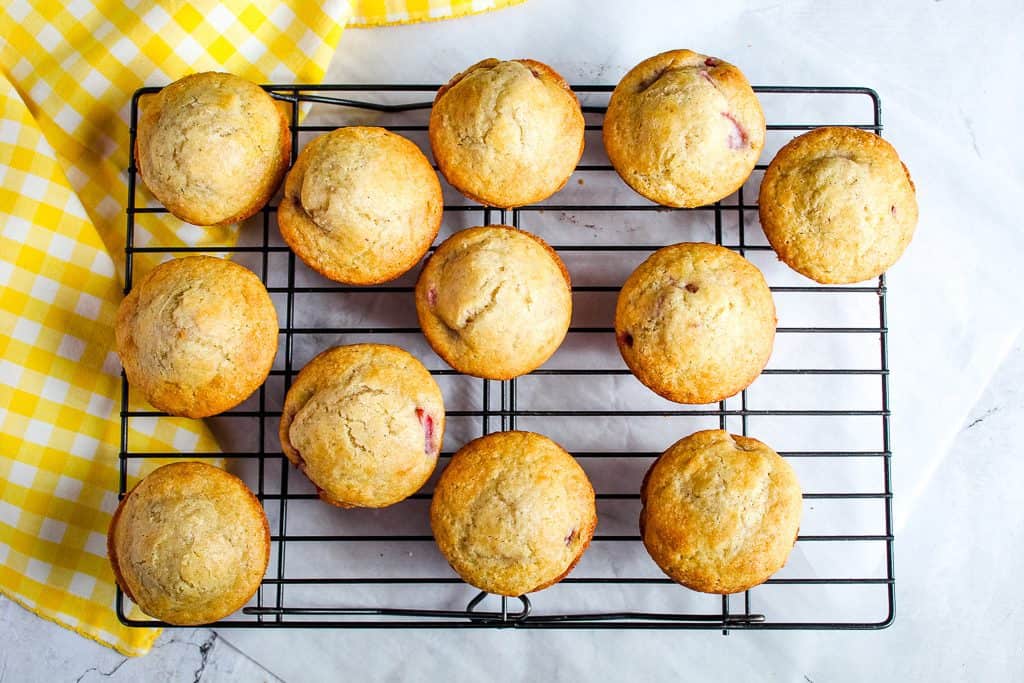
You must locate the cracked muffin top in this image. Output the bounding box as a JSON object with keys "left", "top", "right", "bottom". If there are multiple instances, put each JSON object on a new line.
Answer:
{"left": 107, "top": 462, "right": 270, "bottom": 625}
{"left": 430, "top": 431, "right": 597, "bottom": 596}
{"left": 115, "top": 255, "right": 278, "bottom": 418}
{"left": 278, "top": 127, "right": 443, "bottom": 285}
{"left": 615, "top": 242, "right": 775, "bottom": 404}
{"left": 429, "top": 58, "right": 585, "bottom": 208}
{"left": 759, "top": 126, "right": 918, "bottom": 284}
{"left": 415, "top": 225, "right": 572, "bottom": 380}
{"left": 279, "top": 344, "right": 445, "bottom": 509}
{"left": 640, "top": 429, "right": 802, "bottom": 594}
{"left": 135, "top": 72, "right": 290, "bottom": 226}
{"left": 603, "top": 50, "right": 765, "bottom": 208}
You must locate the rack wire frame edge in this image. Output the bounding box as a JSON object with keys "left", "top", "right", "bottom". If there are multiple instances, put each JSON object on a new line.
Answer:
{"left": 117, "top": 83, "right": 895, "bottom": 632}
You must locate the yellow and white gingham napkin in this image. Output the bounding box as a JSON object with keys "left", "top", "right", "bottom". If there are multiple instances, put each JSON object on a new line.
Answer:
{"left": 350, "top": 0, "right": 525, "bottom": 26}
{"left": 0, "top": 0, "right": 526, "bottom": 658}
{"left": 0, "top": 0, "right": 351, "bottom": 656}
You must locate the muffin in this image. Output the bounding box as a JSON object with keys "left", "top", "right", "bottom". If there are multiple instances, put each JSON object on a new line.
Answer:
{"left": 640, "top": 429, "right": 802, "bottom": 594}
{"left": 603, "top": 50, "right": 766, "bottom": 208}
{"left": 415, "top": 225, "right": 572, "bottom": 379}
{"left": 278, "top": 127, "right": 443, "bottom": 285}
{"left": 279, "top": 344, "right": 445, "bottom": 508}
{"left": 431, "top": 431, "right": 597, "bottom": 596}
{"left": 429, "top": 58, "right": 585, "bottom": 208}
{"left": 107, "top": 462, "right": 270, "bottom": 624}
{"left": 759, "top": 126, "right": 918, "bottom": 284}
{"left": 615, "top": 242, "right": 775, "bottom": 404}
{"left": 135, "top": 72, "right": 290, "bottom": 226}
{"left": 115, "top": 255, "right": 278, "bottom": 418}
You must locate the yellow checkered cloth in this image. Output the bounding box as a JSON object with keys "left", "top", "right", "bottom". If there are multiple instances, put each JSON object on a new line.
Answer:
{"left": 350, "top": 0, "right": 525, "bottom": 26}
{"left": 0, "top": 0, "right": 523, "bottom": 658}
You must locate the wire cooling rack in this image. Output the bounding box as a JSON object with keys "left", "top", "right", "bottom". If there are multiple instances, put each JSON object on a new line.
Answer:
{"left": 118, "top": 82, "right": 894, "bottom": 631}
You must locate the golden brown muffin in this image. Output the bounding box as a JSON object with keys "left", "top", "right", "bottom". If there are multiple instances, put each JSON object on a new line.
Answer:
{"left": 640, "top": 429, "right": 802, "bottom": 594}
{"left": 135, "top": 72, "right": 290, "bottom": 226}
{"left": 107, "top": 462, "right": 270, "bottom": 624}
{"left": 603, "top": 50, "right": 766, "bottom": 208}
{"left": 758, "top": 126, "right": 918, "bottom": 284}
{"left": 278, "top": 127, "right": 443, "bottom": 285}
{"left": 429, "top": 58, "right": 585, "bottom": 208}
{"left": 430, "top": 431, "right": 597, "bottom": 596}
{"left": 115, "top": 255, "right": 278, "bottom": 418}
{"left": 279, "top": 344, "right": 445, "bottom": 508}
{"left": 615, "top": 243, "right": 775, "bottom": 404}
{"left": 415, "top": 225, "right": 572, "bottom": 380}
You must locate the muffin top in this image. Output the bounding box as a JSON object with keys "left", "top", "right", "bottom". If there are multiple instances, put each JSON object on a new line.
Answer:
{"left": 135, "top": 72, "right": 289, "bottom": 226}
{"left": 429, "top": 59, "right": 585, "bottom": 208}
{"left": 415, "top": 225, "right": 572, "bottom": 380}
{"left": 603, "top": 50, "right": 765, "bottom": 208}
{"left": 640, "top": 429, "right": 802, "bottom": 594}
{"left": 615, "top": 242, "right": 775, "bottom": 404}
{"left": 430, "top": 431, "right": 597, "bottom": 596}
{"left": 759, "top": 126, "right": 918, "bottom": 284}
{"left": 107, "top": 462, "right": 270, "bottom": 625}
{"left": 115, "top": 255, "right": 278, "bottom": 418}
{"left": 278, "top": 127, "right": 443, "bottom": 285}
{"left": 279, "top": 344, "right": 445, "bottom": 508}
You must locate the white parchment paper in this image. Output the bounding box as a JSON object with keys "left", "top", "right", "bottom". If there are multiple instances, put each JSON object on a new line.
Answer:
{"left": 209, "top": 1, "right": 1024, "bottom": 679}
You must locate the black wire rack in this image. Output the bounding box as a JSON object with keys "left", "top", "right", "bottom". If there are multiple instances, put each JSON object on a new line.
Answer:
{"left": 118, "top": 82, "right": 894, "bottom": 632}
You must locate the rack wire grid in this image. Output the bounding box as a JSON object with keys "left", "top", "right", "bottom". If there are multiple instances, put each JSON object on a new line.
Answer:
{"left": 118, "top": 81, "right": 894, "bottom": 632}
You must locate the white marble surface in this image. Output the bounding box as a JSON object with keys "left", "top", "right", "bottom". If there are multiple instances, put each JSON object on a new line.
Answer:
{"left": 3, "top": 0, "right": 1023, "bottom": 680}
